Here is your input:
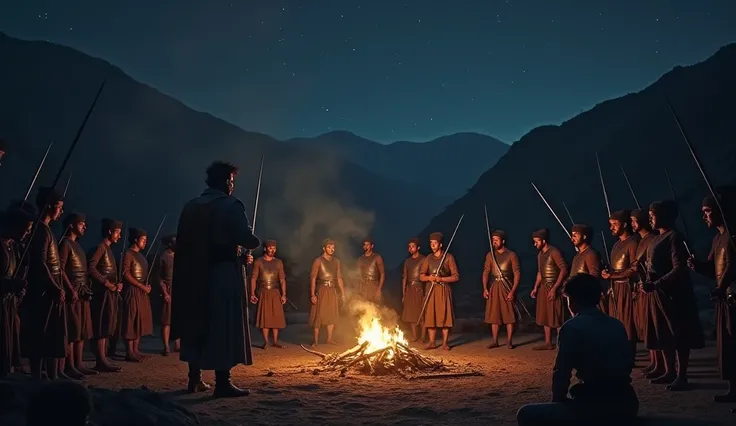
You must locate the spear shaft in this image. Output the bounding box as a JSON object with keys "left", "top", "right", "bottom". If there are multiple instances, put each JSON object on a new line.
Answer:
{"left": 24, "top": 140, "right": 53, "bottom": 201}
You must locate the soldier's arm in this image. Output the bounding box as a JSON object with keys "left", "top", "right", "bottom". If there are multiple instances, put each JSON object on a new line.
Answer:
{"left": 551, "top": 249, "right": 568, "bottom": 290}
{"left": 277, "top": 259, "right": 287, "bottom": 298}
{"left": 442, "top": 254, "right": 460, "bottom": 283}
{"left": 58, "top": 242, "right": 75, "bottom": 293}
{"left": 692, "top": 242, "right": 716, "bottom": 278}
{"left": 401, "top": 260, "right": 408, "bottom": 296}
{"left": 336, "top": 259, "right": 345, "bottom": 295}
{"left": 88, "top": 245, "right": 115, "bottom": 290}
{"left": 377, "top": 255, "right": 385, "bottom": 290}
{"left": 586, "top": 250, "right": 602, "bottom": 279}
{"left": 309, "top": 258, "right": 319, "bottom": 298}
{"left": 159, "top": 256, "right": 171, "bottom": 296}
{"left": 34, "top": 231, "right": 62, "bottom": 291}
{"left": 419, "top": 258, "right": 431, "bottom": 282}
{"left": 482, "top": 252, "right": 491, "bottom": 291}
{"left": 250, "top": 259, "right": 260, "bottom": 298}
{"left": 510, "top": 252, "right": 521, "bottom": 291}
{"left": 653, "top": 233, "right": 688, "bottom": 288}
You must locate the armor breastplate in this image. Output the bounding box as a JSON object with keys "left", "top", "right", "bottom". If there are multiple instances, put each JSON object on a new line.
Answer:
{"left": 61, "top": 238, "right": 87, "bottom": 289}
{"left": 490, "top": 250, "right": 515, "bottom": 281}
{"left": 646, "top": 231, "right": 675, "bottom": 282}
{"left": 257, "top": 258, "right": 279, "bottom": 286}
{"left": 127, "top": 250, "right": 148, "bottom": 283}
{"left": 1, "top": 240, "right": 19, "bottom": 280}
{"left": 610, "top": 238, "right": 633, "bottom": 274}
{"left": 358, "top": 254, "right": 380, "bottom": 280}
{"left": 317, "top": 257, "right": 337, "bottom": 283}
{"left": 539, "top": 249, "right": 561, "bottom": 285}
{"left": 714, "top": 233, "right": 735, "bottom": 286}
{"left": 42, "top": 224, "right": 61, "bottom": 277}
{"left": 426, "top": 253, "right": 449, "bottom": 277}
{"left": 571, "top": 254, "right": 588, "bottom": 277}
{"left": 96, "top": 245, "right": 117, "bottom": 281}
{"left": 405, "top": 255, "right": 424, "bottom": 283}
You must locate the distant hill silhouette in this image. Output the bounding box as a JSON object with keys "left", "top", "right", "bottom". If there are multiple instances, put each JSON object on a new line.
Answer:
{"left": 0, "top": 32, "right": 491, "bottom": 305}
{"left": 285, "top": 131, "right": 508, "bottom": 200}
{"left": 394, "top": 43, "right": 736, "bottom": 317}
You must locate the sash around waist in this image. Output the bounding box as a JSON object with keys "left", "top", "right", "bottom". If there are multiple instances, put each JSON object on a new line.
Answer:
{"left": 362, "top": 276, "right": 379, "bottom": 281}
{"left": 258, "top": 283, "right": 280, "bottom": 290}
{"left": 318, "top": 280, "right": 335, "bottom": 287}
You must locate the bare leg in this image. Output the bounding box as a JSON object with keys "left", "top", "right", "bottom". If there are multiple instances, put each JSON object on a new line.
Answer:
{"left": 420, "top": 324, "right": 427, "bottom": 342}
{"left": 94, "top": 338, "right": 120, "bottom": 371}
{"left": 506, "top": 324, "right": 515, "bottom": 348}
{"left": 261, "top": 328, "right": 269, "bottom": 348}
{"left": 326, "top": 325, "right": 336, "bottom": 344}
{"left": 651, "top": 349, "right": 677, "bottom": 384}
{"left": 173, "top": 338, "right": 180, "bottom": 352}
{"left": 63, "top": 342, "right": 84, "bottom": 378}
{"left": 125, "top": 340, "right": 141, "bottom": 362}
{"left": 161, "top": 325, "right": 171, "bottom": 354}
{"left": 311, "top": 328, "right": 320, "bottom": 347}
{"left": 272, "top": 329, "right": 283, "bottom": 347}
{"left": 645, "top": 350, "right": 666, "bottom": 378}
{"left": 425, "top": 328, "right": 437, "bottom": 349}
{"left": 666, "top": 348, "right": 691, "bottom": 390}
{"left": 488, "top": 324, "right": 500, "bottom": 348}
{"left": 440, "top": 328, "right": 450, "bottom": 350}
{"left": 410, "top": 323, "right": 418, "bottom": 341}
{"left": 74, "top": 341, "right": 96, "bottom": 375}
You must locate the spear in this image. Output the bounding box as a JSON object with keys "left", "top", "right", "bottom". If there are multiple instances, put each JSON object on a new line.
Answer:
{"left": 596, "top": 152, "right": 612, "bottom": 217}
{"left": 417, "top": 213, "right": 464, "bottom": 322}
{"left": 145, "top": 214, "right": 167, "bottom": 257}
{"left": 620, "top": 164, "right": 641, "bottom": 209}
{"left": 666, "top": 98, "right": 736, "bottom": 253}
{"left": 62, "top": 172, "right": 73, "bottom": 197}
{"left": 664, "top": 167, "right": 693, "bottom": 256}
{"left": 23, "top": 140, "right": 54, "bottom": 201}
{"left": 530, "top": 182, "right": 572, "bottom": 240}
{"left": 562, "top": 202, "right": 575, "bottom": 227}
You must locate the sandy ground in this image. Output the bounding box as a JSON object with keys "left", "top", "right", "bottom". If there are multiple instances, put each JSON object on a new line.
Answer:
{"left": 76, "top": 322, "right": 735, "bottom": 426}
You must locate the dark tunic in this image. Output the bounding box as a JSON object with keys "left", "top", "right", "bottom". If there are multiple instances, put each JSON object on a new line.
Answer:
{"left": 419, "top": 252, "right": 459, "bottom": 328}
{"left": 21, "top": 222, "right": 67, "bottom": 359}
{"left": 88, "top": 242, "right": 120, "bottom": 339}
{"left": 569, "top": 246, "right": 604, "bottom": 312}
{"left": 308, "top": 256, "right": 342, "bottom": 328}
{"left": 59, "top": 238, "right": 93, "bottom": 342}
{"left": 158, "top": 249, "right": 174, "bottom": 326}
{"left": 632, "top": 232, "right": 655, "bottom": 341}
{"left": 644, "top": 230, "right": 704, "bottom": 350}
{"left": 252, "top": 257, "right": 287, "bottom": 329}
{"left": 1, "top": 238, "right": 24, "bottom": 376}
{"left": 401, "top": 254, "right": 426, "bottom": 324}
{"left": 608, "top": 236, "right": 638, "bottom": 341}
{"left": 535, "top": 246, "right": 568, "bottom": 328}
{"left": 121, "top": 249, "right": 153, "bottom": 340}
{"left": 483, "top": 249, "right": 520, "bottom": 325}
{"left": 356, "top": 252, "right": 384, "bottom": 303}
{"left": 698, "top": 232, "right": 736, "bottom": 380}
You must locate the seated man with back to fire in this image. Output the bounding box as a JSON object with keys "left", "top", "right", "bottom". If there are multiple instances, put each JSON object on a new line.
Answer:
{"left": 516, "top": 273, "right": 639, "bottom": 426}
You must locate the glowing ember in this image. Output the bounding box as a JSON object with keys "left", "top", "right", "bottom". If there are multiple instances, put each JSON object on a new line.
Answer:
{"left": 357, "top": 317, "right": 408, "bottom": 357}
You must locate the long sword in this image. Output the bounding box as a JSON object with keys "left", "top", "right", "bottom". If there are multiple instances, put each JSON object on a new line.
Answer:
{"left": 620, "top": 164, "right": 640, "bottom": 209}
{"left": 23, "top": 140, "right": 54, "bottom": 201}
{"left": 596, "top": 152, "right": 611, "bottom": 217}
{"left": 531, "top": 182, "right": 572, "bottom": 240}
{"left": 664, "top": 167, "right": 693, "bottom": 256}
{"left": 417, "top": 213, "right": 464, "bottom": 321}
{"left": 666, "top": 98, "right": 736, "bottom": 253}
{"left": 145, "top": 214, "right": 167, "bottom": 257}
{"left": 562, "top": 202, "right": 575, "bottom": 227}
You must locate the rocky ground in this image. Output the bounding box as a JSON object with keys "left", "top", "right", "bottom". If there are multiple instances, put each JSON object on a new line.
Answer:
{"left": 1, "top": 318, "right": 733, "bottom": 426}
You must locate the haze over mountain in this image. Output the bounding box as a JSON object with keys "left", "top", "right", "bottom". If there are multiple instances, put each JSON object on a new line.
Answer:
{"left": 397, "top": 42, "right": 736, "bottom": 317}
{"left": 285, "top": 131, "right": 508, "bottom": 199}
{"left": 0, "top": 31, "right": 495, "bottom": 304}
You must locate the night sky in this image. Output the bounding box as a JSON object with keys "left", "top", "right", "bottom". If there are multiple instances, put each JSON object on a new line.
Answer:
{"left": 1, "top": 1, "right": 735, "bottom": 144}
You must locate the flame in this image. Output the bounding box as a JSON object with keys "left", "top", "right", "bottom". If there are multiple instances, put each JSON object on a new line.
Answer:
{"left": 357, "top": 317, "right": 408, "bottom": 359}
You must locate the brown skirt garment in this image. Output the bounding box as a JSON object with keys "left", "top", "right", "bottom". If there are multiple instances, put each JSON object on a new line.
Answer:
{"left": 20, "top": 294, "right": 68, "bottom": 359}
{"left": 484, "top": 280, "right": 516, "bottom": 325}
{"left": 66, "top": 299, "right": 93, "bottom": 342}
{"left": 1, "top": 296, "right": 17, "bottom": 376}
{"left": 255, "top": 288, "right": 286, "bottom": 329}
{"left": 423, "top": 282, "right": 454, "bottom": 328}
{"left": 121, "top": 286, "right": 153, "bottom": 340}
{"left": 633, "top": 290, "right": 647, "bottom": 342}
{"left": 91, "top": 289, "right": 119, "bottom": 339}
{"left": 309, "top": 285, "right": 339, "bottom": 328}
{"left": 161, "top": 284, "right": 172, "bottom": 326}
{"left": 715, "top": 299, "right": 736, "bottom": 380}
{"left": 608, "top": 281, "right": 637, "bottom": 342}
{"left": 535, "top": 285, "right": 564, "bottom": 328}
{"left": 401, "top": 284, "right": 424, "bottom": 324}
{"left": 360, "top": 279, "right": 382, "bottom": 304}
{"left": 644, "top": 288, "right": 704, "bottom": 351}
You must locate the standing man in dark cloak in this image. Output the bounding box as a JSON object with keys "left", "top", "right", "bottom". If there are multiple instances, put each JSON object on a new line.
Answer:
{"left": 173, "top": 161, "right": 260, "bottom": 397}
{"left": 121, "top": 228, "right": 153, "bottom": 362}
{"left": 0, "top": 207, "right": 33, "bottom": 377}
{"left": 356, "top": 237, "right": 385, "bottom": 304}
{"left": 21, "top": 186, "right": 68, "bottom": 380}
{"left": 158, "top": 234, "right": 179, "bottom": 356}
{"left": 601, "top": 210, "right": 639, "bottom": 358}
{"left": 568, "top": 224, "right": 604, "bottom": 311}
{"left": 401, "top": 237, "right": 426, "bottom": 342}
{"left": 250, "top": 239, "right": 287, "bottom": 349}
{"left": 642, "top": 200, "right": 704, "bottom": 391}
{"left": 630, "top": 208, "right": 660, "bottom": 377}
{"left": 482, "top": 230, "right": 521, "bottom": 349}
{"left": 59, "top": 212, "right": 96, "bottom": 377}
{"left": 88, "top": 218, "right": 123, "bottom": 372}
{"left": 309, "top": 238, "right": 345, "bottom": 347}
{"left": 419, "top": 232, "right": 459, "bottom": 351}
{"left": 530, "top": 228, "right": 568, "bottom": 350}
{"left": 688, "top": 192, "right": 736, "bottom": 407}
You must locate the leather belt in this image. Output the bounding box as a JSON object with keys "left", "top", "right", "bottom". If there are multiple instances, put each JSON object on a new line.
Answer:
{"left": 259, "top": 284, "right": 277, "bottom": 290}
{"left": 362, "top": 276, "right": 379, "bottom": 281}
{"left": 409, "top": 280, "right": 423, "bottom": 287}
{"left": 318, "top": 280, "right": 335, "bottom": 287}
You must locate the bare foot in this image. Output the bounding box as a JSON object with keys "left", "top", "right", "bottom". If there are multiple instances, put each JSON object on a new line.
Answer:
{"left": 666, "top": 376, "right": 690, "bottom": 391}
{"left": 272, "top": 342, "right": 284, "bottom": 348}
{"left": 506, "top": 343, "right": 516, "bottom": 349}
{"left": 424, "top": 343, "right": 437, "bottom": 350}
{"left": 441, "top": 344, "right": 451, "bottom": 351}
{"left": 486, "top": 342, "right": 500, "bottom": 349}
{"left": 650, "top": 373, "right": 676, "bottom": 384}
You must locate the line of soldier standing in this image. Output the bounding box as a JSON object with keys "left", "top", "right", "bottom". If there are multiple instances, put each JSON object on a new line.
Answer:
{"left": 0, "top": 186, "right": 180, "bottom": 379}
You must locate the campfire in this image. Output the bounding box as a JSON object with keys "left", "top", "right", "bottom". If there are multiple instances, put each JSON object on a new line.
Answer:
{"left": 300, "top": 316, "right": 481, "bottom": 379}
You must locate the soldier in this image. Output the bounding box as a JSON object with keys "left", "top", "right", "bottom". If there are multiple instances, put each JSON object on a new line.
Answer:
{"left": 688, "top": 192, "right": 735, "bottom": 407}
{"left": 419, "top": 232, "right": 459, "bottom": 351}
{"left": 530, "top": 228, "right": 568, "bottom": 350}
{"left": 308, "top": 238, "right": 345, "bottom": 347}
{"left": 59, "top": 212, "right": 96, "bottom": 377}
{"left": 0, "top": 207, "right": 33, "bottom": 377}
{"left": 21, "top": 187, "right": 67, "bottom": 380}
{"left": 173, "top": 161, "right": 260, "bottom": 397}
{"left": 88, "top": 218, "right": 123, "bottom": 372}
{"left": 120, "top": 228, "right": 153, "bottom": 362}
{"left": 568, "top": 224, "right": 604, "bottom": 312}
{"left": 642, "top": 200, "right": 704, "bottom": 390}
{"left": 482, "top": 230, "right": 521, "bottom": 349}
{"left": 356, "top": 237, "right": 385, "bottom": 304}
{"left": 601, "top": 210, "right": 638, "bottom": 357}
{"left": 401, "top": 237, "right": 426, "bottom": 342}
{"left": 250, "top": 239, "right": 287, "bottom": 349}
{"left": 158, "top": 234, "right": 178, "bottom": 356}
